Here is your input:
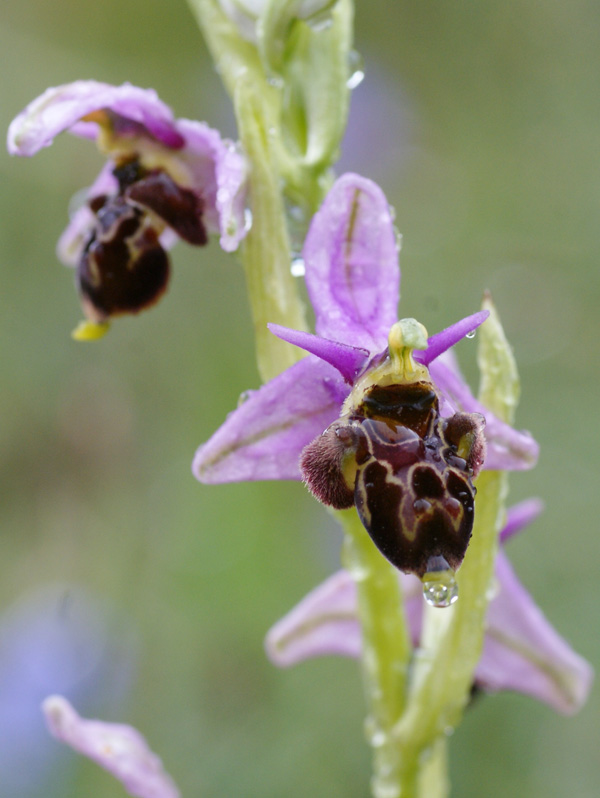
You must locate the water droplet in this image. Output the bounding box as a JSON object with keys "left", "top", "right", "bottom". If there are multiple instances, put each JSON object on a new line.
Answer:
{"left": 422, "top": 566, "right": 459, "bottom": 608}
{"left": 364, "top": 716, "right": 387, "bottom": 747}
{"left": 413, "top": 498, "right": 431, "bottom": 513}
{"left": 371, "top": 729, "right": 387, "bottom": 748}
{"left": 243, "top": 208, "right": 253, "bottom": 233}
{"left": 341, "top": 537, "right": 370, "bottom": 581}
{"left": 347, "top": 50, "right": 365, "bottom": 89}
{"left": 394, "top": 227, "right": 403, "bottom": 253}
{"left": 237, "top": 389, "right": 254, "bottom": 407}
{"left": 426, "top": 554, "right": 450, "bottom": 572}
{"left": 372, "top": 781, "right": 401, "bottom": 798}
{"left": 485, "top": 575, "right": 499, "bottom": 601}
{"left": 287, "top": 203, "right": 305, "bottom": 222}
{"left": 290, "top": 257, "right": 305, "bottom": 277}
{"left": 267, "top": 74, "right": 284, "bottom": 89}
{"left": 346, "top": 560, "right": 370, "bottom": 581}
{"left": 466, "top": 330, "right": 476, "bottom": 339}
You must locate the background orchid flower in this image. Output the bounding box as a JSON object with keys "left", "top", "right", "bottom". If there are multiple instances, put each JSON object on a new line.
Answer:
{"left": 43, "top": 696, "right": 180, "bottom": 798}
{"left": 0, "top": 584, "right": 136, "bottom": 796}
{"left": 194, "top": 172, "right": 538, "bottom": 486}
{"left": 265, "top": 499, "right": 593, "bottom": 715}
{"left": 8, "top": 81, "right": 248, "bottom": 335}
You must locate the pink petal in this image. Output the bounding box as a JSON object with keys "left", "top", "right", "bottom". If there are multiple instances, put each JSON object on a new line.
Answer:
{"left": 266, "top": 571, "right": 362, "bottom": 665}
{"left": 477, "top": 553, "right": 594, "bottom": 714}
{"left": 8, "top": 81, "right": 184, "bottom": 156}
{"left": 429, "top": 356, "right": 539, "bottom": 470}
{"left": 175, "top": 120, "right": 248, "bottom": 252}
{"left": 8, "top": 83, "right": 248, "bottom": 253}
{"left": 43, "top": 696, "right": 179, "bottom": 798}
{"left": 193, "top": 356, "right": 348, "bottom": 483}
{"left": 265, "top": 510, "right": 593, "bottom": 714}
{"left": 415, "top": 310, "right": 489, "bottom": 366}
{"left": 303, "top": 173, "right": 400, "bottom": 350}
{"left": 267, "top": 324, "right": 370, "bottom": 383}
{"left": 265, "top": 569, "right": 422, "bottom": 667}
{"left": 500, "top": 498, "right": 544, "bottom": 544}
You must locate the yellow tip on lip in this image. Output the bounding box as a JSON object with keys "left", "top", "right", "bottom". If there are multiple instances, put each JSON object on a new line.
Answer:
{"left": 71, "top": 320, "right": 111, "bottom": 341}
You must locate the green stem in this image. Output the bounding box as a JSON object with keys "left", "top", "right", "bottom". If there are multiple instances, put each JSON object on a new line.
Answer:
{"left": 187, "top": 0, "right": 309, "bottom": 381}
{"left": 386, "top": 296, "right": 518, "bottom": 790}
{"left": 234, "top": 81, "right": 309, "bottom": 381}
{"left": 338, "top": 508, "right": 412, "bottom": 798}
{"left": 390, "top": 469, "right": 506, "bottom": 784}
{"left": 417, "top": 738, "right": 449, "bottom": 798}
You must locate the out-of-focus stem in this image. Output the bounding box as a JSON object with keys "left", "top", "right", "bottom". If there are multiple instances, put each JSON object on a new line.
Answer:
{"left": 187, "top": 0, "right": 309, "bottom": 381}
{"left": 234, "top": 82, "right": 309, "bottom": 381}
{"left": 417, "top": 738, "right": 449, "bottom": 798}
{"left": 338, "top": 508, "right": 412, "bottom": 798}
{"left": 391, "top": 468, "right": 506, "bottom": 784}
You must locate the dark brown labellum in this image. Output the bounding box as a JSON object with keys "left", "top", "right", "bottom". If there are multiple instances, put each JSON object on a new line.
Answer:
{"left": 301, "top": 380, "right": 486, "bottom": 578}
{"left": 125, "top": 171, "right": 207, "bottom": 246}
{"left": 77, "top": 160, "right": 208, "bottom": 321}
{"left": 77, "top": 197, "right": 170, "bottom": 320}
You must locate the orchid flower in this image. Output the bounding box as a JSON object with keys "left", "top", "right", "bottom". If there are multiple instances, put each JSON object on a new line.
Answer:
{"left": 265, "top": 499, "right": 594, "bottom": 715}
{"left": 194, "top": 172, "right": 539, "bottom": 577}
{"left": 7, "top": 81, "right": 248, "bottom": 338}
{"left": 194, "top": 172, "right": 537, "bottom": 484}
{"left": 43, "top": 696, "right": 179, "bottom": 798}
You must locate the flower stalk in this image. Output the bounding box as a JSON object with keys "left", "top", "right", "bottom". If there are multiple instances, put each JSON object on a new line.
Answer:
{"left": 333, "top": 297, "right": 519, "bottom": 798}
{"left": 7, "top": 2, "right": 594, "bottom": 796}
{"left": 387, "top": 297, "right": 517, "bottom": 795}
{"left": 338, "top": 507, "right": 411, "bottom": 798}
{"left": 234, "top": 79, "right": 309, "bottom": 380}
{"left": 187, "top": 0, "right": 353, "bottom": 380}
{"left": 187, "top": 0, "right": 307, "bottom": 379}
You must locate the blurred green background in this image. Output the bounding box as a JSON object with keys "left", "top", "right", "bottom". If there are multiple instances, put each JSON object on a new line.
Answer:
{"left": 1, "top": 1, "right": 599, "bottom": 796}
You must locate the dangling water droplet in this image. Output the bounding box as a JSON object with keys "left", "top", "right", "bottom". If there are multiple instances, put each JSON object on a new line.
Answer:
{"left": 290, "top": 256, "right": 305, "bottom": 277}
{"left": 466, "top": 330, "right": 476, "bottom": 339}
{"left": 243, "top": 208, "right": 253, "bottom": 233}
{"left": 347, "top": 50, "right": 365, "bottom": 89}
{"left": 422, "top": 563, "right": 459, "bottom": 608}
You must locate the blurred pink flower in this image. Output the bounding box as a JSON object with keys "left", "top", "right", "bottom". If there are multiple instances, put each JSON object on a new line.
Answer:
{"left": 43, "top": 696, "right": 179, "bottom": 798}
